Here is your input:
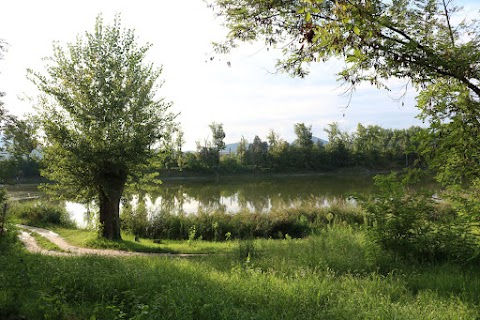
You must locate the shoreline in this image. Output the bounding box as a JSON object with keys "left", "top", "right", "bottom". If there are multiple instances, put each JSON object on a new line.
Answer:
{"left": 158, "top": 167, "right": 390, "bottom": 182}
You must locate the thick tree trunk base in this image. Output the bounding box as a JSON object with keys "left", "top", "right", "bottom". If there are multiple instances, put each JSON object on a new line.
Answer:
{"left": 98, "top": 181, "right": 124, "bottom": 240}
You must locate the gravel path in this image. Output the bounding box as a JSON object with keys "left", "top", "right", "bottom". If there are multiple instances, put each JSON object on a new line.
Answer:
{"left": 16, "top": 224, "right": 202, "bottom": 258}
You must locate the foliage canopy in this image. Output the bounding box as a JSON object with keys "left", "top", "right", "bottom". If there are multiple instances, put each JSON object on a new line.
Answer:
{"left": 29, "top": 15, "right": 174, "bottom": 238}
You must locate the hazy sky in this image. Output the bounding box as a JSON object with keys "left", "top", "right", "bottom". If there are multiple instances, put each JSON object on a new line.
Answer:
{"left": 0, "top": 1, "right": 478, "bottom": 150}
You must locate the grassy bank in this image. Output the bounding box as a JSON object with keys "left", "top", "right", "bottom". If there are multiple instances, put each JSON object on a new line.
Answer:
{"left": 2, "top": 224, "right": 480, "bottom": 319}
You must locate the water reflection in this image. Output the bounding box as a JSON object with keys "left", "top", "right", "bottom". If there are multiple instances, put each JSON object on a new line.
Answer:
{"left": 67, "top": 174, "right": 375, "bottom": 228}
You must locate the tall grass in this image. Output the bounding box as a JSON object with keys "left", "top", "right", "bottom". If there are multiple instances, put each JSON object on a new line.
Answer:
{"left": 2, "top": 224, "right": 480, "bottom": 319}
{"left": 9, "top": 196, "right": 366, "bottom": 243}
{"left": 144, "top": 198, "right": 365, "bottom": 241}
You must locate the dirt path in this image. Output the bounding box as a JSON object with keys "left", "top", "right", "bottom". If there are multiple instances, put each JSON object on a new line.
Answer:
{"left": 16, "top": 224, "right": 202, "bottom": 258}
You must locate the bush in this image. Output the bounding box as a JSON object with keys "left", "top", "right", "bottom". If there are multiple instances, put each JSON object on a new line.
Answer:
{"left": 364, "top": 172, "right": 479, "bottom": 264}
{"left": 9, "top": 200, "right": 75, "bottom": 227}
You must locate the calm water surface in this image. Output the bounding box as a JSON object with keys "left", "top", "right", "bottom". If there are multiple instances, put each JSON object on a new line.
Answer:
{"left": 7, "top": 174, "right": 376, "bottom": 228}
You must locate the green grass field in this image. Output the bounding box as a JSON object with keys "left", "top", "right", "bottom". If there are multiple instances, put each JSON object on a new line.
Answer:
{"left": 2, "top": 224, "right": 480, "bottom": 319}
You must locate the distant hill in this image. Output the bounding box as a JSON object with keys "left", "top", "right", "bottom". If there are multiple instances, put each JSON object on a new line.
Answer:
{"left": 312, "top": 136, "right": 328, "bottom": 145}
{"left": 222, "top": 142, "right": 248, "bottom": 155}
{"left": 221, "top": 136, "right": 328, "bottom": 155}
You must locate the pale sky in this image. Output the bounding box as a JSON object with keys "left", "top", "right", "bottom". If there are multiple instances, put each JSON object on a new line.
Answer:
{"left": 0, "top": 1, "right": 478, "bottom": 150}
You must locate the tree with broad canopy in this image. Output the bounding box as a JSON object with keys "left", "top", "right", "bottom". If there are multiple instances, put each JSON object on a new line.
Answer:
{"left": 29, "top": 15, "right": 175, "bottom": 239}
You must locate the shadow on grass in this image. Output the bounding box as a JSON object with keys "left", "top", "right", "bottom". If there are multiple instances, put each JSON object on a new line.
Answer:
{"left": 85, "top": 237, "right": 180, "bottom": 254}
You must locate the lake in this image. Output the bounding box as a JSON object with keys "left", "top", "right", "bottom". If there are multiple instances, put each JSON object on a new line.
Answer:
{"left": 6, "top": 173, "right": 376, "bottom": 228}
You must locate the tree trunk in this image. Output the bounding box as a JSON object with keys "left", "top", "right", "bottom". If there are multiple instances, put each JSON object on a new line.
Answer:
{"left": 98, "top": 178, "right": 125, "bottom": 240}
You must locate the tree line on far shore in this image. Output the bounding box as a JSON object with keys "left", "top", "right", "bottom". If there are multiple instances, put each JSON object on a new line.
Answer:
{"left": 0, "top": 118, "right": 426, "bottom": 181}
{"left": 160, "top": 122, "right": 427, "bottom": 174}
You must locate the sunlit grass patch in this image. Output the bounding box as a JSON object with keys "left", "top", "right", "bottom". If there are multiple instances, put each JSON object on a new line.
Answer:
{"left": 29, "top": 231, "right": 65, "bottom": 252}
{"left": 52, "top": 226, "right": 237, "bottom": 254}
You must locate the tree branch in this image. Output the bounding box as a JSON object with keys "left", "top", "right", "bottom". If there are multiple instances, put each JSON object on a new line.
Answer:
{"left": 442, "top": 0, "right": 456, "bottom": 47}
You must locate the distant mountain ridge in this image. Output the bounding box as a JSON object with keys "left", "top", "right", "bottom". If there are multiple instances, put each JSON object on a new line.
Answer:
{"left": 222, "top": 136, "right": 328, "bottom": 154}
{"left": 312, "top": 136, "right": 328, "bottom": 145}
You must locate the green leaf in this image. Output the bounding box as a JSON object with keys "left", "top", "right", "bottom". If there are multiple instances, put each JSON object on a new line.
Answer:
{"left": 306, "top": 12, "right": 312, "bottom": 23}
{"left": 353, "top": 26, "right": 360, "bottom": 36}
{"left": 346, "top": 55, "right": 358, "bottom": 63}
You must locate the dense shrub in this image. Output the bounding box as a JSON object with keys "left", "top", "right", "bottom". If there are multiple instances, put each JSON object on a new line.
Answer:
{"left": 9, "top": 200, "right": 75, "bottom": 227}
{"left": 364, "top": 173, "right": 480, "bottom": 264}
